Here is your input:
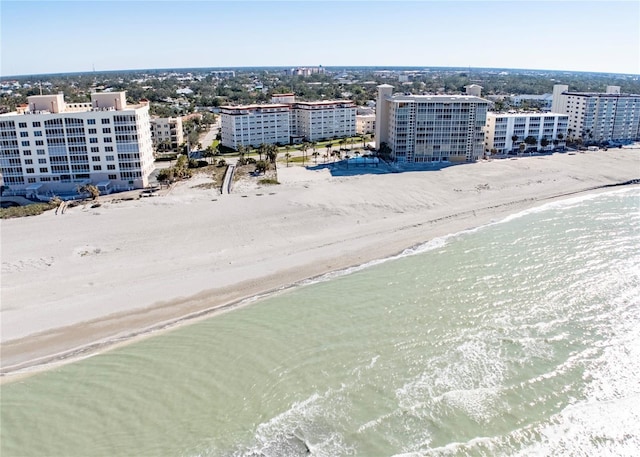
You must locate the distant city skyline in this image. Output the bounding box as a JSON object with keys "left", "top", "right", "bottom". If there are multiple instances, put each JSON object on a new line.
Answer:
{"left": 2, "top": 1, "right": 639, "bottom": 77}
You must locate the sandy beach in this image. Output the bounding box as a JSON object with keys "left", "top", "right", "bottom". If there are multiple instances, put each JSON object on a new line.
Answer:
{"left": 1, "top": 149, "right": 638, "bottom": 376}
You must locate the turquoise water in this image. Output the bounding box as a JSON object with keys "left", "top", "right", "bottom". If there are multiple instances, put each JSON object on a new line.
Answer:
{"left": 2, "top": 189, "right": 639, "bottom": 456}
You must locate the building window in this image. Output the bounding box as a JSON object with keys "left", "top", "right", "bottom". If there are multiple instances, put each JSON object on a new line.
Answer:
{"left": 104, "top": 137, "right": 112, "bottom": 143}
{"left": 34, "top": 131, "right": 42, "bottom": 136}
{"left": 88, "top": 119, "right": 96, "bottom": 125}
{"left": 105, "top": 146, "right": 113, "bottom": 152}
{"left": 91, "top": 147, "right": 100, "bottom": 153}
{"left": 28, "top": 177, "right": 37, "bottom": 183}
{"left": 21, "top": 140, "right": 30, "bottom": 147}
{"left": 108, "top": 174, "right": 117, "bottom": 180}
{"left": 38, "top": 158, "right": 47, "bottom": 164}
{"left": 32, "top": 121, "right": 41, "bottom": 128}
{"left": 40, "top": 167, "right": 48, "bottom": 173}
{"left": 91, "top": 156, "right": 100, "bottom": 161}
{"left": 26, "top": 168, "right": 34, "bottom": 174}
{"left": 37, "top": 149, "right": 45, "bottom": 155}
{"left": 23, "top": 150, "right": 32, "bottom": 155}
{"left": 106, "top": 155, "right": 114, "bottom": 161}
{"left": 36, "top": 140, "right": 44, "bottom": 146}
{"left": 107, "top": 164, "right": 116, "bottom": 170}
{"left": 25, "top": 159, "right": 33, "bottom": 164}
{"left": 20, "top": 131, "right": 29, "bottom": 137}
{"left": 93, "top": 165, "right": 102, "bottom": 171}
{"left": 19, "top": 122, "right": 27, "bottom": 128}
{"left": 102, "top": 119, "right": 110, "bottom": 124}
{"left": 90, "top": 138, "right": 98, "bottom": 143}
{"left": 88, "top": 128, "right": 97, "bottom": 134}
{"left": 103, "top": 128, "right": 111, "bottom": 134}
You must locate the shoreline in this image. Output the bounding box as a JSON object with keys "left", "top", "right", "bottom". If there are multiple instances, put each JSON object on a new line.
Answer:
{"left": 1, "top": 150, "right": 639, "bottom": 380}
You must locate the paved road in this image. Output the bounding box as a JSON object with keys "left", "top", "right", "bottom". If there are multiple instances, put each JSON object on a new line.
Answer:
{"left": 200, "top": 119, "right": 221, "bottom": 150}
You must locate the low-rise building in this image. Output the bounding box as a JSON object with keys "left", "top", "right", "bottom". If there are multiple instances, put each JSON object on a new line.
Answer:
{"left": 484, "top": 112, "right": 568, "bottom": 154}
{"left": 0, "top": 91, "right": 154, "bottom": 194}
{"left": 356, "top": 113, "right": 375, "bottom": 135}
{"left": 150, "top": 116, "right": 183, "bottom": 151}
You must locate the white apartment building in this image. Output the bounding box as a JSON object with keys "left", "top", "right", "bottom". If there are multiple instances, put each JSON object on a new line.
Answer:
{"left": 356, "top": 113, "right": 376, "bottom": 135}
{"left": 0, "top": 91, "right": 154, "bottom": 195}
{"left": 375, "top": 84, "right": 490, "bottom": 163}
{"left": 220, "top": 95, "right": 356, "bottom": 148}
{"left": 220, "top": 104, "right": 291, "bottom": 148}
{"left": 484, "top": 112, "right": 569, "bottom": 154}
{"left": 552, "top": 84, "right": 640, "bottom": 143}
{"left": 291, "top": 100, "right": 356, "bottom": 142}
{"left": 150, "top": 116, "right": 184, "bottom": 151}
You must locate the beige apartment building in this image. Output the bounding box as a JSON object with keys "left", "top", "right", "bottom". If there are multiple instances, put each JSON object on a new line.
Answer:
{"left": 150, "top": 116, "right": 184, "bottom": 151}
{"left": 0, "top": 91, "right": 154, "bottom": 195}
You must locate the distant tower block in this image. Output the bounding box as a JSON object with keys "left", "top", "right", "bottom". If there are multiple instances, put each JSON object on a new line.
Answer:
{"left": 465, "top": 84, "right": 483, "bottom": 97}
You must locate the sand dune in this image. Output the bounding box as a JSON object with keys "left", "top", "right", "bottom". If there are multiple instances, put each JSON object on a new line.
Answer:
{"left": 1, "top": 149, "right": 638, "bottom": 376}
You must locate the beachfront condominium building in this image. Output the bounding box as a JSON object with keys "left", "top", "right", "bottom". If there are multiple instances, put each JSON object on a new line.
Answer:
{"left": 220, "top": 94, "right": 356, "bottom": 148}
{"left": 356, "top": 113, "right": 376, "bottom": 135}
{"left": 291, "top": 100, "right": 356, "bottom": 142}
{"left": 220, "top": 104, "right": 291, "bottom": 148}
{"left": 375, "top": 84, "right": 490, "bottom": 163}
{"left": 551, "top": 84, "right": 640, "bottom": 143}
{"left": 150, "top": 116, "right": 184, "bottom": 151}
{"left": 484, "top": 112, "right": 569, "bottom": 154}
{"left": 0, "top": 92, "right": 154, "bottom": 195}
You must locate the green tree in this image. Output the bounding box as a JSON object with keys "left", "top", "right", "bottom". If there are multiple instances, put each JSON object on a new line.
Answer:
{"left": 284, "top": 152, "right": 291, "bottom": 167}
{"left": 540, "top": 138, "right": 549, "bottom": 149}
{"left": 255, "top": 160, "right": 268, "bottom": 174}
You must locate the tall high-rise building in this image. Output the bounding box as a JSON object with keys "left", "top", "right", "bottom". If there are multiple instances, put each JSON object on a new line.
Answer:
{"left": 375, "top": 85, "right": 490, "bottom": 163}
{"left": 551, "top": 84, "right": 640, "bottom": 143}
{"left": 0, "top": 92, "right": 154, "bottom": 194}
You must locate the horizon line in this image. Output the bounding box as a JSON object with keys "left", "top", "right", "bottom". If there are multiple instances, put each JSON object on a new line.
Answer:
{"left": 3, "top": 65, "right": 639, "bottom": 80}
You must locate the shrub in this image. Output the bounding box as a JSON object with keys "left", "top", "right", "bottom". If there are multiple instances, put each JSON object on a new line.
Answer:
{"left": 258, "top": 178, "right": 280, "bottom": 185}
{"left": 0, "top": 202, "right": 57, "bottom": 219}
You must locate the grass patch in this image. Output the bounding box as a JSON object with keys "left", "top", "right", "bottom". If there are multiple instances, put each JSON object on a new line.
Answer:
{"left": 0, "top": 202, "right": 57, "bottom": 219}
{"left": 258, "top": 178, "right": 280, "bottom": 185}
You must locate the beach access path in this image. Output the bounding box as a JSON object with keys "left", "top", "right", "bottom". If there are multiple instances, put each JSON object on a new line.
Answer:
{"left": 1, "top": 149, "right": 638, "bottom": 376}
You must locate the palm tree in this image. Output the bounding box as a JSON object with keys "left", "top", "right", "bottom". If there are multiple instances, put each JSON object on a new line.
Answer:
{"left": 326, "top": 143, "right": 332, "bottom": 158}
{"left": 258, "top": 143, "right": 268, "bottom": 162}
{"left": 284, "top": 152, "right": 291, "bottom": 167}
{"left": 236, "top": 143, "right": 246, "bottom": 165}
{"left": 300, "top": 142, "right": 309, "bottom": 166}
{"left": 362, "top": 134, "right": 369, "bottom": 149}
{"left": 518, "top": 142, "right": 526, "bottom": 156}
{"left": 265, "top": 144, "right": 278, "bottom": 166}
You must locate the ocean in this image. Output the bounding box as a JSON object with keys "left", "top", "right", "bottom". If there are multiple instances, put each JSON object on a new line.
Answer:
{"left": 2, "top": 188, "right": 639, "bottom": 457}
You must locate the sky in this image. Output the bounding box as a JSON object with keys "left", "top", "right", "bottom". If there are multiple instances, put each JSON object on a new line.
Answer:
{"left": 1, "top": 0, "right": 639, "bottom": 77}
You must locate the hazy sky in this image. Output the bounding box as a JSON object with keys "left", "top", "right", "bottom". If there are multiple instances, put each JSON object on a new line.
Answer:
{"left": 2, "top": 0, "right": 639, "bottom": 76}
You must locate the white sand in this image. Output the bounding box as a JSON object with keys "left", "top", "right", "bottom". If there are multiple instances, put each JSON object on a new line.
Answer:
{"left": 1, "top": 150, "right": 638, "bottom": 375}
